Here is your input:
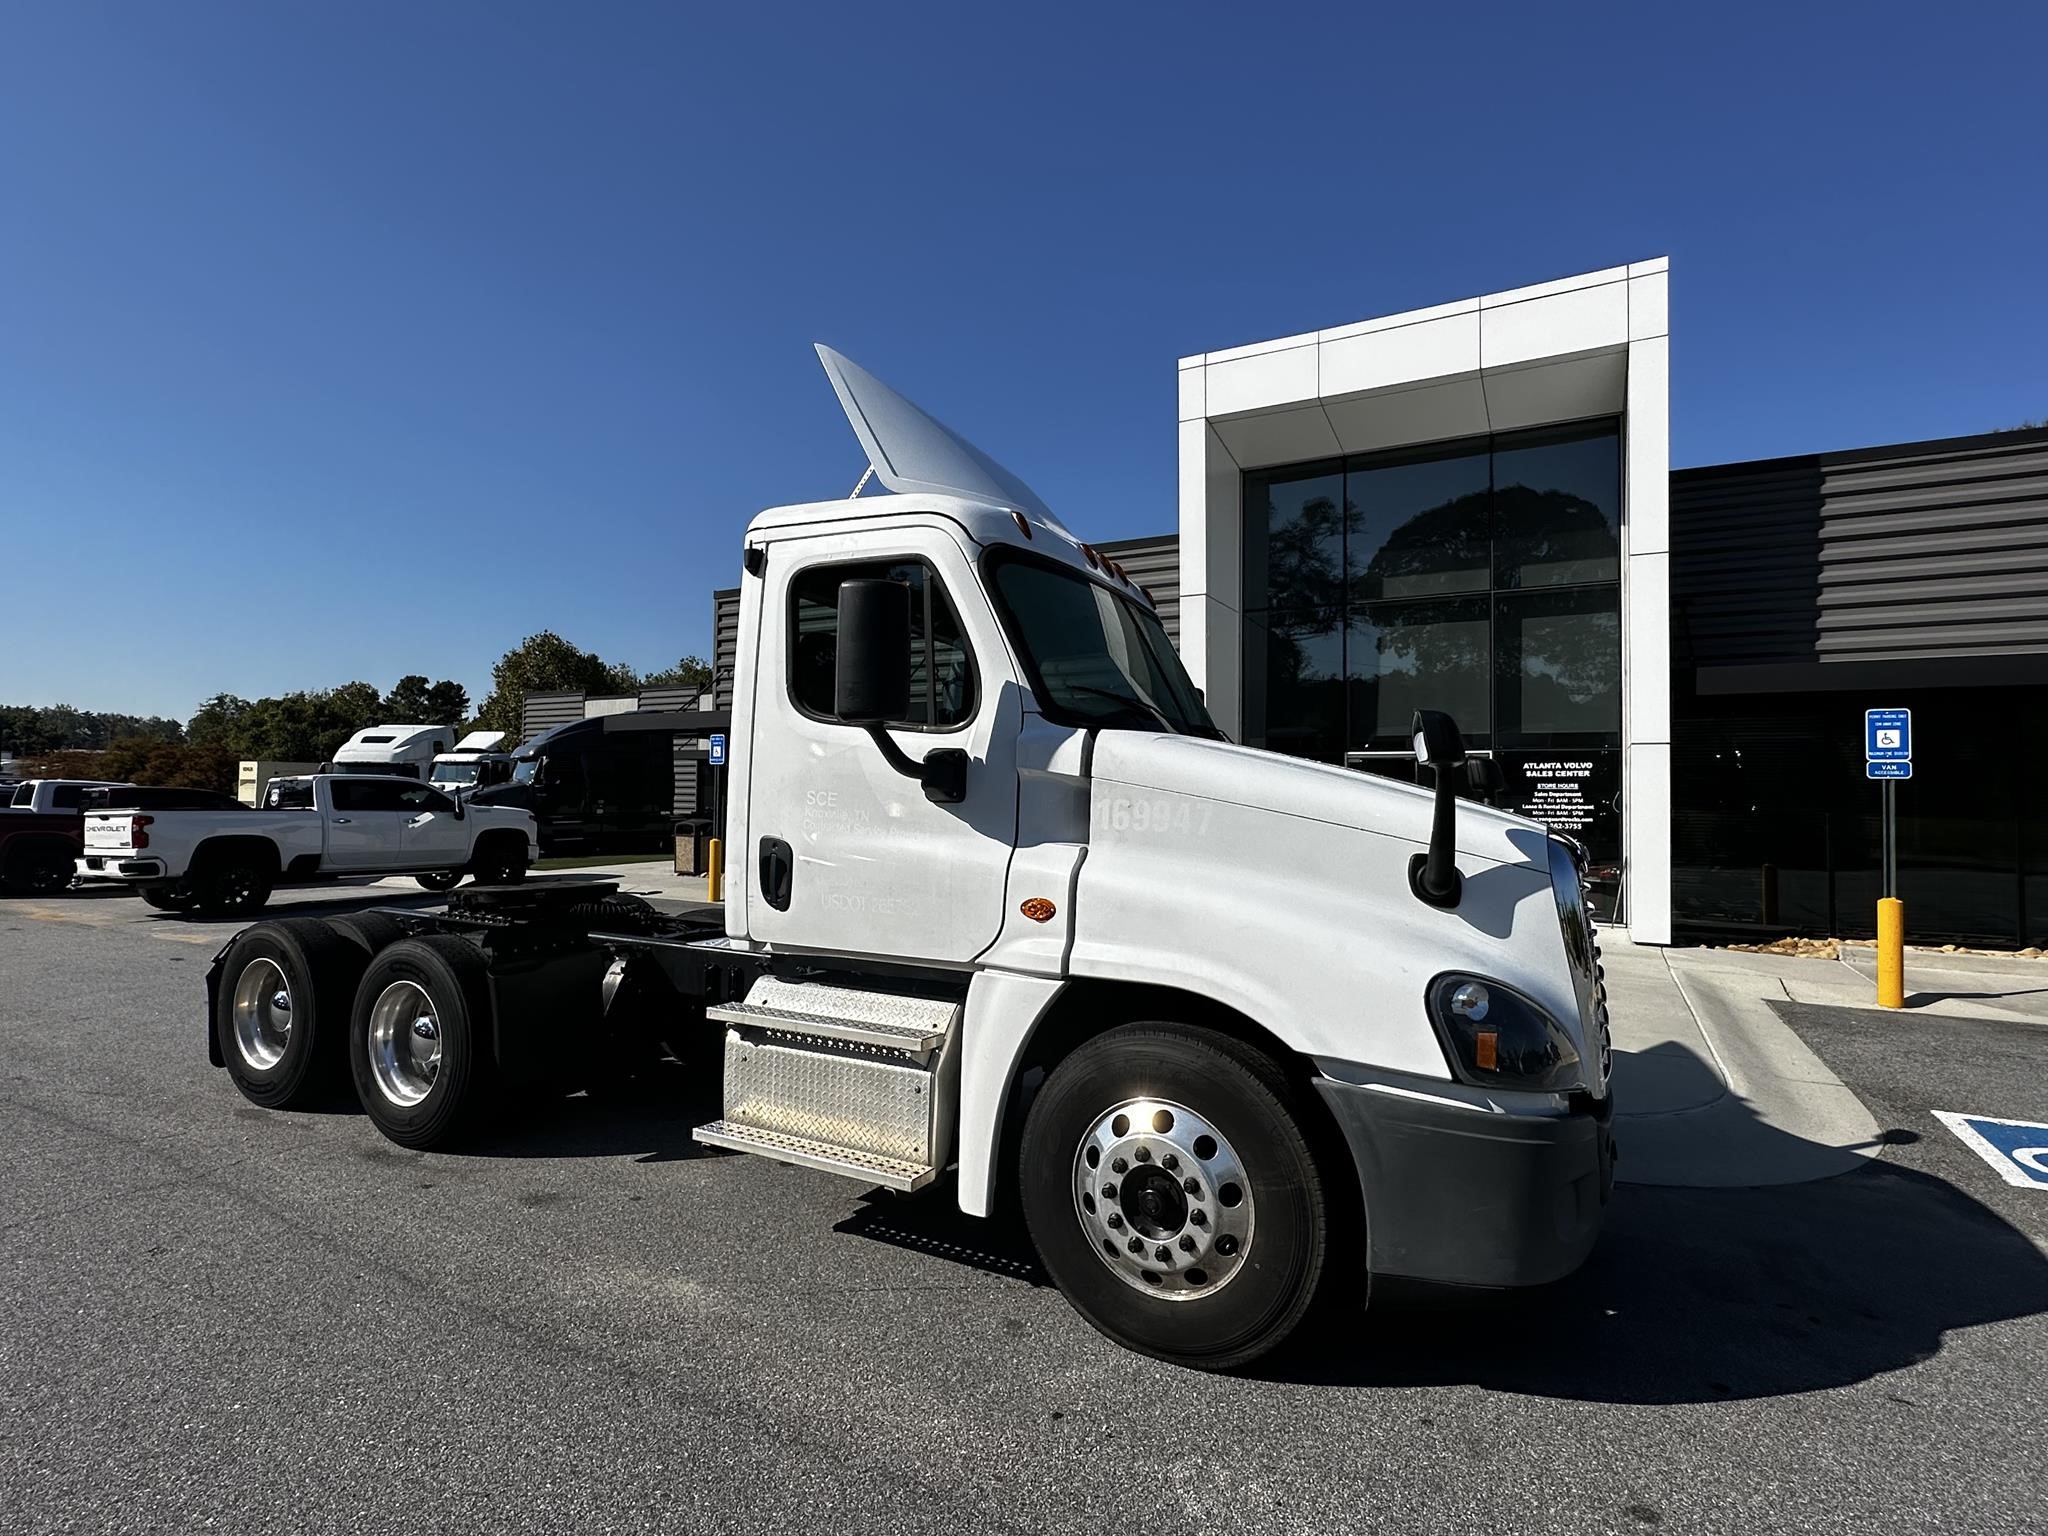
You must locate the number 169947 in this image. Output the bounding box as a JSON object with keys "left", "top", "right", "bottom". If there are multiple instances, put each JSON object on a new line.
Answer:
{"left": 1096, "top": 796, "right": 1212, "bottom": 836}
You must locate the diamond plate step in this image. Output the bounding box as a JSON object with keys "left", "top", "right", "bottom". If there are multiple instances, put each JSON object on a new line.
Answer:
{"left": 691, "top": 1119, "right": 936, "bottom": 1192}
{"left": 707, "top": 978, "right": 959, "bottom": 1054}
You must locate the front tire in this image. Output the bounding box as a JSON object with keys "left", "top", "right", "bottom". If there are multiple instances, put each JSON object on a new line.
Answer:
{"left": 1018, "top": 1024, "right": 1330, "bottom": 1371}
{"left": 415, "top": 869, "right": 463, "bottom": 892}
{"left": 140, "top": 885, "right": 193, "bottom": 912}
{"left": 214, "top": 918, "right": 366, "bottom": 1108}
{"left": 469, "top": 835, "right": 528, "bottom": 887}
{"left": 348, "top": 936, "right": 493, "bottom": 1149}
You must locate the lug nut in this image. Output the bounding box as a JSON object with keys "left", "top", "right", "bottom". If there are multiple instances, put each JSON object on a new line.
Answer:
{"left": 1134, "top": 1147, "right": 1152, "bottom": 1163}
{"left": 1189, "top": 1209, "right": 1207, "bottom": 1227}
{"left": 1127, "top": 1237, "right": 1145, "bottom": 1254}
{"left": 1154, "top": 1245, "right": 1172, "bottom": 1262}
{"left": 1178, "top": 1235, "right": 1196, "bottom": 1253}
{"left": 1110, "top": 1157, "right": 1128, "bottom": 1174}
{"left": 1182, "top": 1177, "right": 1201, "bottom": 1196}
{"left": 1162, "top": 1154, "right": 1179, "bottom": 1172}
{"left": 1106, "top": 1213, "right": 1123, "bottom": 1230}
{"left": 1101, "top": 1182, "right": 1118, "bottom": 1198}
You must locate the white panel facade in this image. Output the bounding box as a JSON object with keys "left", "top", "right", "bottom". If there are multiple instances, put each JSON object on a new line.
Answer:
{"left": 1177, "top": 261, "right": 1673, "bottom": 943}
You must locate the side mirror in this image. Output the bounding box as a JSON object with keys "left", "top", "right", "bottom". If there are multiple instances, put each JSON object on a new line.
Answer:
{"left": 834, "top": 578, "right": 913, "bottom": 724}
{"left": 1412, "top": 709, "right": 1468, "bottom": 769}
{"left": 1410, "top": 709, "right": 1467, "bottom": 908}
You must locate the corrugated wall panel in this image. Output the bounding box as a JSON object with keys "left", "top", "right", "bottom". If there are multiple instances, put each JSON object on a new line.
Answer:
{"left": 1098, "top": 534, "right": 1181, "bottom": 646}
{"left": 1673, "top": 427, "right": 2048, "bottom": 675}
{"left": 713, "top": 587, "right": 740, "bottom": 710}
{"left": 520, "top": 691, "right": 585, "bottom": 743}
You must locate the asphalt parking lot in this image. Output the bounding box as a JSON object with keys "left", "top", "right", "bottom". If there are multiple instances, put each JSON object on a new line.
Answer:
{"left": 4, "top": 888, "right": 2045, "bottom": 1535}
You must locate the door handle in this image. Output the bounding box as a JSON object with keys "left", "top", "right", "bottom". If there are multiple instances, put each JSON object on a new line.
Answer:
{"left": 333, "top": 817, "right": 352, "bottom": 824}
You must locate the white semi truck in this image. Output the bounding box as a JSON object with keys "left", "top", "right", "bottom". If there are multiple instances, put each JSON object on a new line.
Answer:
{"left": 203, "top": 347, "right": 1613, "bottom": 1369}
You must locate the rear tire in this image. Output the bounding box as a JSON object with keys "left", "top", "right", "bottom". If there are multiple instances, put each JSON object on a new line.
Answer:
{"left": 189, "top": 851, "right": 275, "bottom": 918}
{"left": 1018, "top": 1024, "right": 1330, "bottom": 1371}
{"left": 349, "top": 936, "right": 493, "bottom": 1149}
{"left": 214, "top": 918, "right": 366, "bottom": 1108}
{"left": 328, "top": 911, "right": 407, "bottom": 958}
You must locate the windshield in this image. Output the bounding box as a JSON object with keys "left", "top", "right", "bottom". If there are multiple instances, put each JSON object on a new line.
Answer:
{"left": 432, "top": 762, "right": 479, "bottom": 786}
{"left": 333, "top": 761, "right": 419, "bottom": 778}
{"left": 988, "top": 554, "right": 1220, "bottom": 737}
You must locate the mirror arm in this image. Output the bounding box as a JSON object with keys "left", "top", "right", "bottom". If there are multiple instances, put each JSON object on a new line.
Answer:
{"left": 862, "top": 723, "right": 968, "bottom": 805}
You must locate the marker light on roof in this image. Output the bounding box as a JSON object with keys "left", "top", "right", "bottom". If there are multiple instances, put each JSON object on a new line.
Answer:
{"left": 1011, "top": 510, "right": 1032, "bottom": 539}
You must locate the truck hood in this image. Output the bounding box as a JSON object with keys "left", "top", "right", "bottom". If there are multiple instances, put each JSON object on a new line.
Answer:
{"left": 1087, "top": 732, "right": 1550, "bottom": 870}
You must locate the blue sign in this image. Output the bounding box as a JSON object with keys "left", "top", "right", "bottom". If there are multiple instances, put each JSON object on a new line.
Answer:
{"left": 1866, "top": 760, "right": 1913, "bottom": 780}
{"left": 1866, "top": 707, "right": 1911, "bottom": 761}
{"left": 1934, "top": 1112, "right": 2048, "bottom": 1190}
{"left": 708, "top": 732, "right": 727, "bottom": 768}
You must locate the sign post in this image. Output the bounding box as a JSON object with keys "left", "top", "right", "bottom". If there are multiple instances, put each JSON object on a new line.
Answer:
{"left": 1865, "top": 709, "right": 1911, "bottom": 1008}
{"left": 706, "top": 732, "right": 728, "bottom": 904}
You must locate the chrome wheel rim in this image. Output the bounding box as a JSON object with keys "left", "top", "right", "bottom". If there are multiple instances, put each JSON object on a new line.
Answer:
{"left": 1073, "top": 1097, "right": 1256, "bottom": 1300}
{"left": 367, "top": 980, "right": 442, "bottom": 1108}
{"left": 230, "top": 957, "right": 293, "bottom": 1071}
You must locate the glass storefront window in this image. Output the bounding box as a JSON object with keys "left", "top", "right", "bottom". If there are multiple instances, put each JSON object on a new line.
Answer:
{"left": 1245, "top": 608, "right": 1344, "bottom": 761}
{"left": 1493, "top": 425, "right": 1620, "bottom": 588}
{"left": 1347, "top": 598, "right": 1490, "bottom": 751}
{"left": 1242, "top": 466, "right": 1346, "bottom": 612}
{"left": 1347, "top": 442, "right": 1490, "bottom": 600}
{"left": 1494, "top": 586, "right": 1621, "bottom": 746}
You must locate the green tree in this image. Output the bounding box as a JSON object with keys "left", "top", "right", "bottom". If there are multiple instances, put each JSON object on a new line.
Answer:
{"left": 382, "top": 674, "right": 471, "bottom": 723}
{"left": 640, "top": 655, "right": 712, "bottom": 693}
{"left": 187, "top": 694, "right": 253, "bottom": 749}
{"left": 475, "top": 632, "right": 637, "bottom": 738}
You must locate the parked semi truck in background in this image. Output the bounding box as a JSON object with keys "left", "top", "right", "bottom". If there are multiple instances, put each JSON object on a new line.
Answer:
{"left": 203, "top": 347, "right": 1613, "bottom": 1369}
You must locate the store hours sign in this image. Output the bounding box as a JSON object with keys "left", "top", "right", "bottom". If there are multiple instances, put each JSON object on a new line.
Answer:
{"left": 1495, "top": 751, "right": 1621, "bottom": 864}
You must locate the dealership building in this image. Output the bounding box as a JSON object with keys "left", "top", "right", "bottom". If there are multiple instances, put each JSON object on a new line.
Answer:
{"left": 698, "top": 259, "right": 2048, "bottom": 947}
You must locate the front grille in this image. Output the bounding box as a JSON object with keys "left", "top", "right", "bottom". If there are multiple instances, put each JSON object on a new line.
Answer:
{"left": 1547, "top": 835, "right": 1610, "bottom": 1092}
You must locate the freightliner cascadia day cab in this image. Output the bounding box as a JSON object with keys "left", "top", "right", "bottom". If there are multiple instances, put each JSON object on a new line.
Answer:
{"left": 204, "top": 346, "right": 1614, "bottom": 1369}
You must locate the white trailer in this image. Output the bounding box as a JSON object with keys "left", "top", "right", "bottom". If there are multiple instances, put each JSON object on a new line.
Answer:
{"left": 202, "top": 346, "right": 1613, "bottom": 1369}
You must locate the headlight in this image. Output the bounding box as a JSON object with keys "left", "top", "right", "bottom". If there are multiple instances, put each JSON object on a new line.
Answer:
{"left": 1426, "top": 973, "right": 1583, "bottom": 1093}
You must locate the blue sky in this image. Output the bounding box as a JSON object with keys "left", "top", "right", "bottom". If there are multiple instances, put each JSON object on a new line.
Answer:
{"left": 4, "top": 2, "right": 2043, "bottom": 720}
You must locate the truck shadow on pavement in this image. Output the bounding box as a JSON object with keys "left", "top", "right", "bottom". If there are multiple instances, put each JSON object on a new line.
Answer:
{"left": 1268, "top": 1140, "right": 2048, "bottom": 1403}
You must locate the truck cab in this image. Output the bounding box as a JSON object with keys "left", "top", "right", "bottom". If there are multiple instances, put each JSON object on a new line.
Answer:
{"left": 427, "top": 731, "right": 514, "bottom": 798}
{"left": 204, "top": 346, "right": 1612, "bottom": 1370}
{"left": 331, "top": 724, "right": 454, "bottom": 780}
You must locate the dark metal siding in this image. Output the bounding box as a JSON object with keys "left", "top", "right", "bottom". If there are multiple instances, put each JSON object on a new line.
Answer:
{"left": 1674, "top": 427, "right": 2048, "bottom": 687}
{"left": 520, "top": 691, "right": 586, "bottom": 743}
{"left": 1097, "top": 534, "right": 1181, "bottom": 646}
{"left": 713, "top": 587, "right": 741, "bottom": 710}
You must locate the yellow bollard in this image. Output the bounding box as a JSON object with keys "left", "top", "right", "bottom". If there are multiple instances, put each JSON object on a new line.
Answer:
{"left": 705, "top": 837, "right": 724, "bottom": 904}
{"left": 1876, "top": 896, "right": 1905, "bottom": 1008}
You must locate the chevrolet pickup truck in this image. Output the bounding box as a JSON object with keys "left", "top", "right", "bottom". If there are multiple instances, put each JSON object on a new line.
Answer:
{"left": 78, "top": 774, "right": 538, "bottom": 915}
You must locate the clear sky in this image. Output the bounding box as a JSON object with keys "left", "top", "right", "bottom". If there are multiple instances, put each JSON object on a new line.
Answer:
{"left": 4, "top": 2, "right": 2043, "bottom": 720}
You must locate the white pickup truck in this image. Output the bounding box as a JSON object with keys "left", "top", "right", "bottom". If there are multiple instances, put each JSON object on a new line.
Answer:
{"left": 78, "top": 774, "right": 538, "bottom": 916}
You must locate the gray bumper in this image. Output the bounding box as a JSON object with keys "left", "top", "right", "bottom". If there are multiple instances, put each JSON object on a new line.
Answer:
{"left": 1314, "top": 1072, "right": 1614, "bottom": 1289}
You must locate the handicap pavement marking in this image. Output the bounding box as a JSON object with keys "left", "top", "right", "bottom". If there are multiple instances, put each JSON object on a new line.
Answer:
{"left": 1932, "top": 1111, "right": 2048, "bottom": 1190}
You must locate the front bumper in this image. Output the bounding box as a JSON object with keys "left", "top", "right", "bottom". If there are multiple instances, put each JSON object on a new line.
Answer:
{"left": 1313, "top": 1070, "right": 1614, "bottom": 1289}
{"left": 75, "top": 854, "right": 168, "bottom": 882}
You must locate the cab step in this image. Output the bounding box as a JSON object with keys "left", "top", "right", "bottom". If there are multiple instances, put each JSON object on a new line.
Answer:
{"left": 698, "top": 976, "right": 961, "bottom": 1188}
{"left": 691, "top": 1120, "right": 936, "bottom": 1192}
{"left": 707, "top": 977, "right": 958, "bottom": 1055}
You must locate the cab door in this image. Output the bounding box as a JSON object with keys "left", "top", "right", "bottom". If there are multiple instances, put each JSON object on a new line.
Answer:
{"left": 741, "top": 525, "right": 1020, "bottom": 965}
{"left": 397, "top": 783, "right": 471, "bottom": 867}
{"left": 325, "top": 780, "right": 409, "bottom": 869}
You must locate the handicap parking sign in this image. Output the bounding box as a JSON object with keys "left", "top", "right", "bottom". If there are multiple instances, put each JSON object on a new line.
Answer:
{"left": 709, "top": 732, "right": 727, "bottom": 768}
{"left": 1865, "top": 707, "right": 1911, "bottom": 761}
{"left": 1933, "top": 1111, "right": 2048, "bottom": 1189}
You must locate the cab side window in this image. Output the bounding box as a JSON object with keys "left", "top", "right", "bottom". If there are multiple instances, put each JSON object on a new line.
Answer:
{"left": 788, "top": 560, "right": 977, "bottom": 729}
